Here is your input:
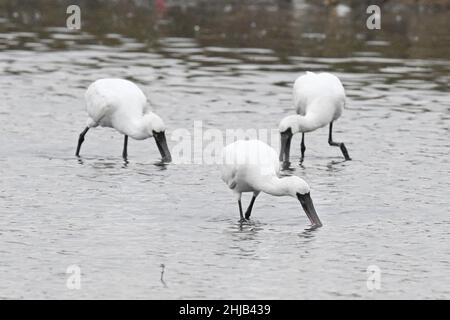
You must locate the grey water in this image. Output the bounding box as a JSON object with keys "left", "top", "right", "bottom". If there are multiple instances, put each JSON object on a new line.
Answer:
{"left": 0, "top": 0, "right": 449, "bottom": 299}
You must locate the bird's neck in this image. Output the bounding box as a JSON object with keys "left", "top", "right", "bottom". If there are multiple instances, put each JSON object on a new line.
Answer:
{"left": 256, "top": 176, "right": 291, "bottom": 197}
{"left": 293, "top": 112, "right": 327, "bottom": 133}
{"left": 293, "top": 99, "right": 335, "bottom": 133}
{"left": 124, "top": 117, "right": 151, "bottom": 140}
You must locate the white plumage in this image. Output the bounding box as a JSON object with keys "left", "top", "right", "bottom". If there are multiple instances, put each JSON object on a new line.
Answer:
{"left": 85, "top": 79, "right": 162, "bottom": 138}
{"left": 292, "top": 71, "right": 345, "bottom": 124}
{"left": 221, "top": 139, "right": 280, "bottom": 195}
{"left": 279, "top": 72, "right": 351, "bottom": 165}
{"left": 76, "top": 78, "right": 171, "bottom": 161}
{"left": 221, "top": 140, "right": 322, "bottom": 228}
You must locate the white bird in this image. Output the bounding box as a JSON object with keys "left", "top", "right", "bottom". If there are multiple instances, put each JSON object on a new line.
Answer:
{"left": 221, "top": 139, "right": 322, "bottom": 228}
{"left": 75, "top": 78, "right": 171, "bottom": 162}
{"left": 279, "top": 72, "right": 351, "bottom": 167}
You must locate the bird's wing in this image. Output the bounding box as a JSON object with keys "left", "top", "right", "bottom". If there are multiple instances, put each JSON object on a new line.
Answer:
{"left": 293, "top": 72, "right": 315, "bottom": 115}
{"left": 221, "top": 140, "right": 280, "bottom": 194}
{"left": 86, "top": 79, "right": 148, "bottom": 119}
{"left": 319, "top": 72, "right": 346, "bottom": 99}
{"left": 293, "top": 72, "right": 345, "bottom": 115}
{"left": 221, "top": 142, "right": 239, "bottom": 190}
{"left": 85, "top": 81, "right": 113, "bottom": 124}
{"left": 242, "top": 139, "right": 279, "bottom": 174}
{"left": 318, "top": 73, "right": 346, "bottom": 119}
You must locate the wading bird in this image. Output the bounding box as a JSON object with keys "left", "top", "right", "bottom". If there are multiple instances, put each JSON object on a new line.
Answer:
{"left": 279, "top": 72, "right": 351, "bottom": 167}
{"left": 75, "top": 78, "right": 171, "bottom": 162}
{"left": 221, "top": 139, "right": 322, "bottom": 228}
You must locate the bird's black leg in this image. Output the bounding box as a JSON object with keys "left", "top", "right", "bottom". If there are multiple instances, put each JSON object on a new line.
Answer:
{"left": 76, "top": 127, "right": 89, "bottom": 156}
{"left": 328, "top": 122, "right": 351, "bottom": 160}
{"left": 244, "top": 192, "right": 259, "bottom": 220}
{"left": 122, "top": 135, "right": 128, "bottom": 159}
{"left": 238, "top": 200, "right": 245, "bottom": 222}
{"left": 300, "top": 133, "right": 306, "bottom": 163}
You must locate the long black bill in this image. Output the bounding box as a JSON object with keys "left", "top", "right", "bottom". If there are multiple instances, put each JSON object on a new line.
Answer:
{"left": 297, "top": 192, "right": 322, "bottom": 228}
{"left": 153, "top": 131, "right": 172, "bottom": 163}
{"left": 279, "top": 128, "right": 293, "bottom": 167}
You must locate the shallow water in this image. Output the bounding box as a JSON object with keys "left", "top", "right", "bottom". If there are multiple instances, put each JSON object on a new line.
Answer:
{"left": 0, "top": 1, "right": 449, "bottom": 299}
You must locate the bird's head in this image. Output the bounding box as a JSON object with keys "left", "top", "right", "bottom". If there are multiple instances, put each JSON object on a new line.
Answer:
{"left": 283, "top": 175, "right": 310, "bottom": 197}
{"left": 145, "top": 112, "right": 165, "bottom": 133}
{"left": 145, "top": 113, "right": 171, "bottom": 163}
{"left": 279, "top": 115, "right": 300, "bottom": 135}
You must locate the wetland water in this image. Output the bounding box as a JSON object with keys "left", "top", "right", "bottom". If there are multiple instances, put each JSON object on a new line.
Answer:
{"left": 0, "top": 0, "right": 449, "bottom": 299}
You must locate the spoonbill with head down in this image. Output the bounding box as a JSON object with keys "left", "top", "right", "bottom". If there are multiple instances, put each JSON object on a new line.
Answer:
{"left": 279, "top": 72, "right": 351, "bottom": 167}
{"left": 75, "top": 78, "right": 172, "bottom": 162}
{"left": 221, "top": 139, "right": 322, "bottom": 228}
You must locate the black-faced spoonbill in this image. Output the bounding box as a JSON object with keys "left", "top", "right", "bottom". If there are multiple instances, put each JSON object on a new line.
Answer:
{"left": 75, "top": 78, "right": 172, "bottom": 162}
{"left": 221, "top": 139, "right": 322, "bottom": 228}
{"left": 279, "top": 72, "right": 351, "bottom": 167}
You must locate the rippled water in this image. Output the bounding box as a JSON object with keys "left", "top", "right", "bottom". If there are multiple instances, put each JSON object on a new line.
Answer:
{"left": 0, "top": 1, "right": 449, "bottom": 299}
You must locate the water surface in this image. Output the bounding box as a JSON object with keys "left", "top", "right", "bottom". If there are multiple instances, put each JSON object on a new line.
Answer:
{"left": 0, "top": 0, "right": 449, "bottom": 299}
